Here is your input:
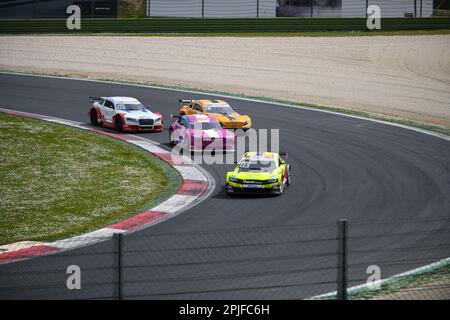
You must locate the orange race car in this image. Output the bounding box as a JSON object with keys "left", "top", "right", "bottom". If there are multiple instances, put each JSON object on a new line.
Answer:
{"left": 178, "top": 99, "right": 252, "bottom": 130}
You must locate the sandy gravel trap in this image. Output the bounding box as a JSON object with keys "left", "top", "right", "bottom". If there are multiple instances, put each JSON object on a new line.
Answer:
{"left": 0, "top": 35, "right": 449, "bottom": 127}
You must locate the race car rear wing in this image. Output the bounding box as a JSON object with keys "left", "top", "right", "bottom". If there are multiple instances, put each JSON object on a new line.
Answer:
{"left": 179, "top": 99, "right": 192, "bottom": 107}
{"left": 279, "top": 151, "right": 288, "bottom": 160}
{"left": 89, "top": 97, "right": 101, "bottom": 103}
{"left": 171, "top": 114, "right": 181, "bottom": 119}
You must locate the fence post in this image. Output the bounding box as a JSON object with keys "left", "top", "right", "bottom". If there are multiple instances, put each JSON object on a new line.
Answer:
{"left": 202, "top": 0, "right": 205, "bottom": 18}
{"left": 113, "top": 233, "right": 123, "bottom": 300}
{"left": 257, "top": 0, "right": 259, "bottom": 18}
{"left": 336, "top": 219, "right": 348, "bottom": 300}
{"left": 414, "top": 0, "right": 417, "bottom": 17}
{"left": 365, "top": 0, "right": 369, "bottom": 18}
{"left": 310, "top": 0, "right": 313, "bottom": 17}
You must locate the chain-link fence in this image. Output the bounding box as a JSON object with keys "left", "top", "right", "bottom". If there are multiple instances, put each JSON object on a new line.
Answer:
{"left": 344, "top": 216, "right": 450, "bottom": 300}
{"left": 0, "top": 0, "right": 118, "bottom": 19}
{"left": 0, "top": 0, "right": 438, "bottom": 19}
{"left": 147, "top": 0, "right": 434, "bottom": 18}
{"left": 1, "top": 217, "right": 449, "bottom": 300}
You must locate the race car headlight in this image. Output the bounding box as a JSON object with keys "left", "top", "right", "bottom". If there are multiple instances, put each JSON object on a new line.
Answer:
{"left": 266, "top": 178, "right": 278, "bottom": 184}
{"left": 243, "top": 121, "right": 249, "bottom": 126}
{"left": 126, "top": 118, "right": 138, "bottom": 123}
{"left": 229, "top": 177, "right": 240, "bottom": 183}
{"left": 154, "top": 117, "right": 161, "bottom": 125}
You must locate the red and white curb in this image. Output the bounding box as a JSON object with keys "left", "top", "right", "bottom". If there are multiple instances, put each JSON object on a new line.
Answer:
{"left": 0, "top": 107, "right": 215, "bottom": 264}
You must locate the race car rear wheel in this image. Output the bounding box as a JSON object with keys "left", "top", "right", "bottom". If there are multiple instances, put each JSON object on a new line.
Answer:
{"left": 115, "top": 116, "right": 123, "bottom": 132}
{"left": 169, "top": 129, "right": 175, "bottom": 145}
{"left": 90, "top": 109, "right": 100, "bottom": 126}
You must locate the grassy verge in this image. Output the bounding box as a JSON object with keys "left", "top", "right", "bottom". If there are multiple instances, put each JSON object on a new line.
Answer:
{"left": 12, "top": 29, "right": 450, "bottom": 37}
{"left": 349, "top": 262, "right": 450, "bottom": 300}
{"left": 0, "top": 17, "right": 449, "bottom": 34}
{"left": 128, "top": 29, "right": 450, "bottom": 37}
{"left": 0, "top": 113, "right": 181, "bottom": 244}
{"left": 312, "top": 260, "right": 450, "bottom": 300}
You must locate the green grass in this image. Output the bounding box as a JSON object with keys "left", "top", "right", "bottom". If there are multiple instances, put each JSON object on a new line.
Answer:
{"left": 349, "top": 263, "right": 450, "bottom": 300}
{"left": 29, "top": 29, "right": 450, "bottom": 37}
{"left": 0, "top": 113, "right": 181, "bottom": 244}
{"left": 135, "top": 29, "right": 450, "bottom": 37}
{"left": 0, "top": 17, "right": 449, "bottom": 34}
{"left": 312, "top": 261, "right": 450, "bottom": 300}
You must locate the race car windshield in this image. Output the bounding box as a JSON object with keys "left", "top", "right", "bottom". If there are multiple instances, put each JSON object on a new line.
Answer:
{"left": 116, "top": 103, "right": 146, "bottom": 111}
{"left": 238, "top": 160, "right": 277, "bottom": 172}
{"left": 189, "top": 122, "right": 221, "bottom": 130}
{"left": 205, "top": 105, "right": 234, "bottom": 115}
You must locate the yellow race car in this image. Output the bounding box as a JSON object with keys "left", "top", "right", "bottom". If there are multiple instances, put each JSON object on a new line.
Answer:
{"left": 179, "top": 99, "right": 252, "bottom": 130}
{"left": 226, "top": 152, "right": 291, "bottom": 196}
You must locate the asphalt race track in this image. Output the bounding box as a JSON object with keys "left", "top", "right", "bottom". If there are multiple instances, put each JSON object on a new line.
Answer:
{"left": 0, "top": 73, "right": 449, "bottom": 299}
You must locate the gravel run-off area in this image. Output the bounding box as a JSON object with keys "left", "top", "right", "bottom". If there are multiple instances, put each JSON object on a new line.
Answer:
{"left": 0, "top": 35, "right": 449, "bottom": 127}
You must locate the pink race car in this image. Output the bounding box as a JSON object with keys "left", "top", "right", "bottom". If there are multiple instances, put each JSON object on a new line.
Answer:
{"left": 169, "top": 114, "right": 235, "bottom": 152}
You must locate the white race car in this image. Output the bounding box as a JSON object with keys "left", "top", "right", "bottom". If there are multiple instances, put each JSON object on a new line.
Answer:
{"left": 89, "top": 96, "right": 163, "bottom": 132}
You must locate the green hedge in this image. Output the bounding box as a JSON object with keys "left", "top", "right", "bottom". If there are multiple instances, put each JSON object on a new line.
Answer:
{"left": 1, "top": 18, "right": 449, "bottom": 34}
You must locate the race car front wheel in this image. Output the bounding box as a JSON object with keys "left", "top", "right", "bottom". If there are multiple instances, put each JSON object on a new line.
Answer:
{"left": 90, "top": 109, "right": 99, "bottom": 126}
{"left": 279, "top": 182, "right": 285, "bottom": 195}
{"left": 115, "top": 116, "right": 123, "bottom": 132}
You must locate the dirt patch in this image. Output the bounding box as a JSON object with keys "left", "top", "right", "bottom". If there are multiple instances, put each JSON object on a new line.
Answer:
{"left": 0, "top": 35, "right": 449, "bottom": 127}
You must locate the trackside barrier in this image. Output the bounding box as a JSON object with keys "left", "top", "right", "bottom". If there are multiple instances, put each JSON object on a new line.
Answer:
{"left": 2, "top": 218, "right": 447, "bottom": 299}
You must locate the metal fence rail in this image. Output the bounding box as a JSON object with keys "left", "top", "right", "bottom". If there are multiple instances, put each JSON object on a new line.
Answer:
{"left": 0, "top": 217, "right": 449, "bottom": 300}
